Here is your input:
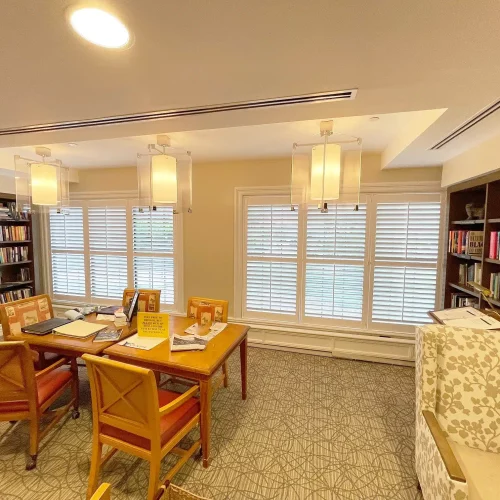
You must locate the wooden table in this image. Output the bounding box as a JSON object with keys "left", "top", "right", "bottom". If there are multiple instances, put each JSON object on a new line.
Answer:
{"left": 103, "top": 316, "right": 249, "bottom": 468}
{"left": 6, "top": 313, "right": 137, "bottom": 357}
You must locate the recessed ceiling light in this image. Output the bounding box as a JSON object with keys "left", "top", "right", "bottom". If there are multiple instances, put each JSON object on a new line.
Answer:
{"left": 369, "top": 116, "right": 380, "bottom": 122}
{"left": 69, "top": 8, "right": 130, "bottom": 48}
{"left": 68, "top": 142, "right": 78, "bottom": 147}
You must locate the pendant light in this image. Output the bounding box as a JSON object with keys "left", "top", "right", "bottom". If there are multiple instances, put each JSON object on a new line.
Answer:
{"left": 14, "top": 147, "right": 70, "bottom": 214}
{"left": 291, "top": 121, "right": 362, "bottom": 213}
{"left": 137, "top": 135, "right": 192, "bottom": 213}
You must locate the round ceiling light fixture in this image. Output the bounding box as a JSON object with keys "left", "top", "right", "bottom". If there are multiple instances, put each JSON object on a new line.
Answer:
{"left": 69, "top": 8, "right": 130, "bottom": 48}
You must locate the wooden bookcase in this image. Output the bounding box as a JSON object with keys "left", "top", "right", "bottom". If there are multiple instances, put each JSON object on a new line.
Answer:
{"left": 0, "top": 193, "right": 36, "bottom": 303}
{"left": 445, "top": 174, "right": 500, "bottom": 309}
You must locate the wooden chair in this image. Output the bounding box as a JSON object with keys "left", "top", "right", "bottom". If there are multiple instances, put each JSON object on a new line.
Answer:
{"left": 0, "top": 294, "right": 62, "bottom": 368}
{"left": 91, "top": 484, "right": 111, "bottom": 500}
{"left": 0, "top": 340, "right": 79, "bottom": 470}
{"left": 186, "top": 297, "right": 229, "bottom": 389}
{"left": 122, "top": 289, "right": 161, "bottom": 313}
{"left": 83, "top": 354, "right": 202, "bottom": 500}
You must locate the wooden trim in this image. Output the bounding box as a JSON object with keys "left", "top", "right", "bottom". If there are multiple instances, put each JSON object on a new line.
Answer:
{"left": 422, "top": 410, "right": 466, "bottom": 483}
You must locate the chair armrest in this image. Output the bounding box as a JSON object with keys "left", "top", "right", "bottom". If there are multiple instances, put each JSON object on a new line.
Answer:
{"left": 35, "top": 356, "right": 70, "bottom": 379}
{"left": 159, "top": 385, "right": 199, "bottom": 417}
{"left": 422, "top": 410, "right": 466, "bottom": 483}
{"left": 30, "top": 350, "right": 40, "bottom": 363}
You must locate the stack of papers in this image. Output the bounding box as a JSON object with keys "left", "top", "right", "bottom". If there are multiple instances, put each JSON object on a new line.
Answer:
{"left": 53, "top": 320, "right": 106, "bottom": 338}
{"left": 118, "top": 333, "right": 167, "bottom": 350}
{"left": 171, "top": 334, "right": 207, "bottom": 351}
{"left": 184, "top": 322, "right": 228, "bottom": 341}
{"left": 432, "top": 307, "right": 500, "bottom": 330}
{"left": 114, "top": 312, "right": 128, "bottom": 327}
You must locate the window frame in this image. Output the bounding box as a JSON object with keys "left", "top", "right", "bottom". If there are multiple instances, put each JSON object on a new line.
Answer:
{"left": 234, "top": 186, "right": 444, "bottom": 336}
{"left": 44, "top": 195, "right": 183, "bottom": 312}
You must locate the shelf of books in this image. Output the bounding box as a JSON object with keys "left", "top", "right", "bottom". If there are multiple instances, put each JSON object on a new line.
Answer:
{"left": 0, "top": 196, "right": 35, "bottom": 304}
{"left": 445, "top": 175, "right": 500, "bottom": 309}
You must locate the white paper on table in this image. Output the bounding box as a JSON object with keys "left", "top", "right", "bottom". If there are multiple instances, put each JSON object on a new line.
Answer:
{"left": 170, "top": 334, "right": 207, "bottom": 351}
{"left": 432, "top": 307, "right": 482, "bottom": 321}
{"left": 196, "top": 322, "right": 228, "bottom": 341}
{"left": 96, "top": 314, "right": 114, "bottom": 321}
{"left": 443, "top": 316, "right": 500, "bottom": 330}
{"left": 118, "top": 333, "right": 167, "bottom": 350}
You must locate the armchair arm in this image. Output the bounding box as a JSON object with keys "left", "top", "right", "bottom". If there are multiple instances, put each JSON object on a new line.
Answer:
{"left": 35, "top": 356, "right": 70, "bottom": 380}
{"left": 159, "top": 385, "right": 199, "bottom": 417}
{"left": 422, "top": 410, "right": 466, "bottom": 483}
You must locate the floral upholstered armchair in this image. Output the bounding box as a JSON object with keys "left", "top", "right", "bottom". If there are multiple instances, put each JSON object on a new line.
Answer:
{"left": 415, "top": 325, "right": 500, "bottom": 500}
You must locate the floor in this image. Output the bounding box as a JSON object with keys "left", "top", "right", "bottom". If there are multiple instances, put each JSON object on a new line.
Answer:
{"left": 0, "top": 348, "right": 423, "bottom": 500}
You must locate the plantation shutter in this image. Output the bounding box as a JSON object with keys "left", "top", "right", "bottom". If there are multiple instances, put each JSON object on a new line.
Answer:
{"left": 132, "top": 206, "right": 175, "bottom": 305}
{"left": 371, "top": 200, "right": 441, "bottom": 327}
{"left": 88, "top": 204, "right": 128, "bottom": 300}
{"left": 304, "top": 204, "right": 366, "bottom": 323}
{"left": 244, "top": 201, "right": 298, "bottom": 318}
{"left": 49, "top": 207, "right": 86, "bottom": 297}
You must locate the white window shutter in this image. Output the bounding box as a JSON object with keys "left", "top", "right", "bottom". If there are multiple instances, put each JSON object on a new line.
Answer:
{"left": 132, "top": 206, "right": 175, "bottom": 305}
{"left": 49, "top": 207, "right": 86, "bottom": 298}
{"left": 88, "top": 206, "right": 127, "bottom": 251}
{"left": 245, "top": 203, "right": 298, "bottom": 317}
{"left": 304, "top": 204, "right": 366, "bottom": 322}
{"left": 90, "top": 255, "right": 128, "bottom": 299}
{"left": 371, "top": 201, "right": 441, "bottom": 327}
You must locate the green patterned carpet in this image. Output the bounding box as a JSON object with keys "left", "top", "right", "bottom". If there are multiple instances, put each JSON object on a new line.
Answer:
{"left": 0, "top": 348, "right": 422, "bottom": 499}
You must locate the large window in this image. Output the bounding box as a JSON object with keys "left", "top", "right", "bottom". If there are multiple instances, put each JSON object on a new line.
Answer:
{"left": 48, "top": 199, "right": 180, "bottom": 310}
{"left": 237, "top": 190, "right": 442, "bottom": 334}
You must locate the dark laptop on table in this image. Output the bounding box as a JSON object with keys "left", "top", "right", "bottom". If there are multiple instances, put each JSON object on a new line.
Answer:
{"left": 21, "top": 317, "right": 73, "bottom": 336}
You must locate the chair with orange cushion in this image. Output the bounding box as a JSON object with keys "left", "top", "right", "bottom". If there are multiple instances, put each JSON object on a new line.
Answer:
{"left": 0, "top": 340, "right": 79, "bottom": 470}
{"left": 0, "top": 294, "right": 62, "bottom": 369}
{"left": 122, "top": 289, "right": 161, "bottom": 313}
{"left": 186, "top": 297, "right": 229, "bottom": 389}
{"left": 83, "top": 354, "right": 202, "bottom": 500}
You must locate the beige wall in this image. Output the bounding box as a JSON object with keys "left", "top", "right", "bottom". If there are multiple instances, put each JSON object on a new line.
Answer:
{"left": 442, "top": 134, "right": 500, "bottom": 187}
{"left": 70, "top": 154, "right": 442, "bottom": 315}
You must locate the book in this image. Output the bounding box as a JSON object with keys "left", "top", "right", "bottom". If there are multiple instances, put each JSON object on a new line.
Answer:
{"left": 93, "top": 328, "right": 123, "bottom": 343}
{"left": 467, "top": 231, "right": 483, "bottom": 255}
{"left": 448, "top": 230, "right": 484, "bottom": 255}
{"left": 53, "top": 320, "right": 106, "bottom": 338}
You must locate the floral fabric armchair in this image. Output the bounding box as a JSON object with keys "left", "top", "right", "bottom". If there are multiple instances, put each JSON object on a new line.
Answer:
{"left": 415, "top": 324, "right": 500, "bottom": 500}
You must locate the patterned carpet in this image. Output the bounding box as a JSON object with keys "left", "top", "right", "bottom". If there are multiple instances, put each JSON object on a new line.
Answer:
{"left": 0, "top": 348, "right": 423, "bottom": 500}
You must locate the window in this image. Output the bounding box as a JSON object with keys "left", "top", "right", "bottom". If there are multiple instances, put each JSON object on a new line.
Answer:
{"left": 132, "top": 206, "right": 175, "bottom": 305}
{"left": 369, "top": 198, "right": 441, "bottom": 329}
{"left": 243, "top": 198, "right": 298, "bottom": 320}
{"left": 305, "top": 204, "right": 366, "bottom": 324}
{"left": 49, "top": 207, "right": 86, "bottom": 297}
{"left": 48, "top": 199, "right": 180, "bottom": 309}
{"left": 237, "top": 189, "right": 442, "bottom": 334}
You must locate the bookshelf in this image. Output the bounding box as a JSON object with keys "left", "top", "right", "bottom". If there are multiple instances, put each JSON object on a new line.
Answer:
{"left": 0, "top": 193, "right": 36, "bottom": 304}
{"left": 445, "top": 174, "right": 500, "bottom": 309}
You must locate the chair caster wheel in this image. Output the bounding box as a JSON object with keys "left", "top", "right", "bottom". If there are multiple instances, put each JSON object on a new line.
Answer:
{"left": 26, "top": 455, "right": 37, "bottom": 470}
{"left": 72, "top": 410, "right": 80, "bottom": 419}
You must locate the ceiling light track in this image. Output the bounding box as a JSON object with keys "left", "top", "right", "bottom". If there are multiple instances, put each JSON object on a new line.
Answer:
{"left": 430, "top": 98, "right": 500, "bottom": 150}
{"left": 0, "top": 89, "right": 357, "bottom": 137}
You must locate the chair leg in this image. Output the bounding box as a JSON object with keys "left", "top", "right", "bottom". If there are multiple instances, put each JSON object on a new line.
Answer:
{"left": 87, "top": 439, "right": 103, "bottom": 499}
{"left": 26, "top": 417, "right": 39, "bottom": 470}
{"left": 147, "top": 458, "right": 161, "bottom": 500}
{"left": 70, "top": 358, "right": 80, "bottom": 419}
{"left": 222, "top": 362, "right": 229, "bottom": 388}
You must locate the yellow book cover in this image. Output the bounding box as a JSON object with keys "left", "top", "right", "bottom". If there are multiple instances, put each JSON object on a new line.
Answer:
{"left": 137, "top": 312, "right": 170, "bottom": 338}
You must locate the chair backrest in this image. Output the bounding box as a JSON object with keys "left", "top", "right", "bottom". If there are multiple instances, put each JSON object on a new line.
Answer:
{"left": 416, "top": 324, "right": 500, "bottom": 453}
{"left": 122, "top": 289, "right": 161, "bottom": 313}
{"left": 0, "top": 341, "right": 37, "bottom": 413}
{"left": 83, "top": 354, "right": 161, "bottom": 451}
{"left": 187, "top": 297, "right": 228, "bottom": 323}
{"left": 0, "top": 294, "right": 54, "bottom": 338}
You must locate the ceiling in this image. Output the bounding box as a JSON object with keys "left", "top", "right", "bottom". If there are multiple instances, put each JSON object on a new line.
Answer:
{"left": 0, "top": 0, "right": 500, "bottom": 169}
{"left": 0, "top": 110, "right": 444, "bottom": 169}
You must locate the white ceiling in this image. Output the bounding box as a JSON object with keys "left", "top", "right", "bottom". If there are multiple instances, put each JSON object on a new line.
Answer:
{"left": 0, "top": 110, "right": 444, "bottom": 169}
{"left": 0, "top": 0, "right": 499, "bottom": 168}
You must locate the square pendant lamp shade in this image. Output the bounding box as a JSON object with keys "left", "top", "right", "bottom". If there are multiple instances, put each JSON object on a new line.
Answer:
{"left": 291, "top": 120, "right": 362, "bottom": 211}
{"left": 137, "top": 135, "right": 192, "bottom": 213}
{"left": 14, "top": 148, "right": 70, "bottom": 214}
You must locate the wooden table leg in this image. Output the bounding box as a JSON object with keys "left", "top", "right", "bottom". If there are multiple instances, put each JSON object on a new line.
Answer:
{"left": 199, "top": 378, "right": 212, "bottom": 468}
{"left": 240, "top": 336, "right": 247, "bottom": 400}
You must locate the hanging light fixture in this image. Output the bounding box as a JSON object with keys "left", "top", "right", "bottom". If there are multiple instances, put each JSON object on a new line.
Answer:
{"left": 137, "top": 135, "right": 192, "bottom": 213}
{"left": 291, "top": 120, "right": 362, "bottom": 213}
{"left": 14, "top": 147, "right": 70, "bottom": 214}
